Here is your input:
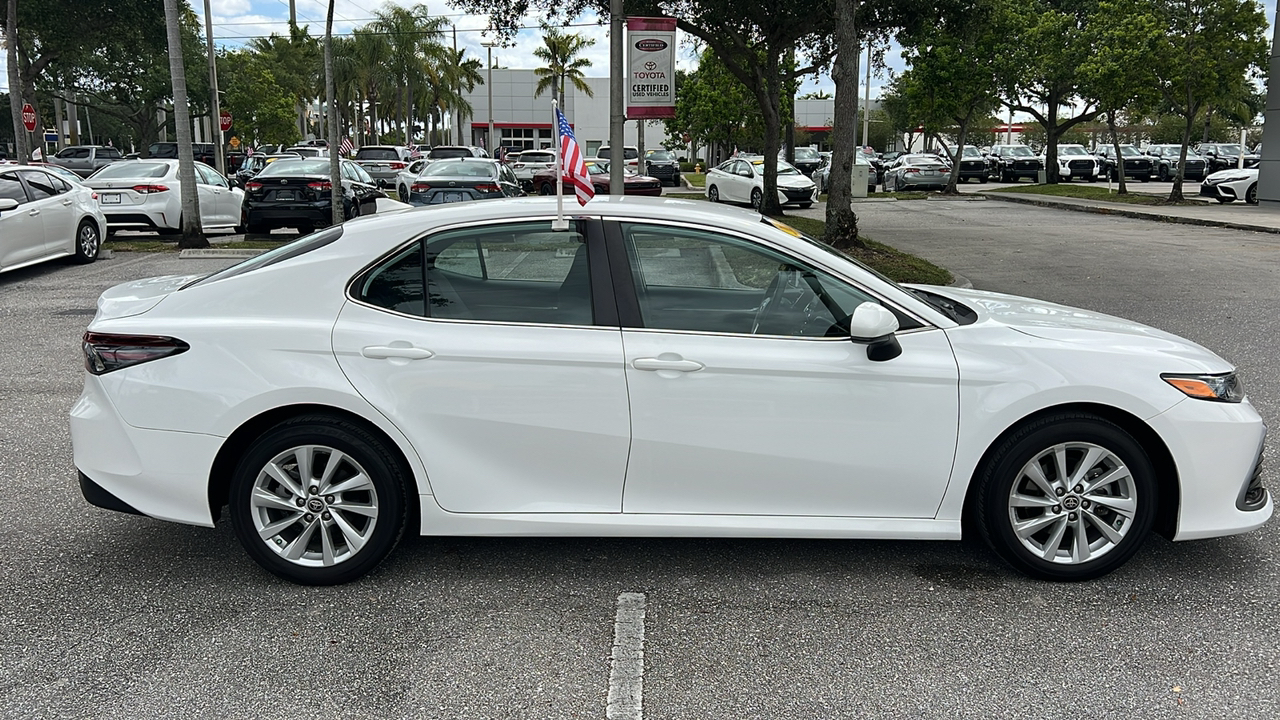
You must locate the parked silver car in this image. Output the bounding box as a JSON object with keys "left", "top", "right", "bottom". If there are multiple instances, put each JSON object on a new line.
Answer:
{"left": 883, "top": 153, "right": 952, "bottom": 191}
{"left": 48, "top": 145, "right": 125, "bottom": 178}
{"left": 354, "top": 145, "right": 413, "bottom": 188}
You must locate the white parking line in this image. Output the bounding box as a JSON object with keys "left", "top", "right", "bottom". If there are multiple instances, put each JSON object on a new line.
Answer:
{"left": 607, "top": 592, "right": 646, "bottom": 720}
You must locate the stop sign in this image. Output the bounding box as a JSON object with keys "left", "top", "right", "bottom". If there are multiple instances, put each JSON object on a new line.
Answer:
{"left": 219, "top": 111, "right": 232, "bottom": 133}
{"left": 21, "top": 103, "right": 36, "bottom": 132}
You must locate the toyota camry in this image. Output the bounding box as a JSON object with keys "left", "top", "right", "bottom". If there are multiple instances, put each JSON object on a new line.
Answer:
{"left": 71, "top": 197, "right": 1270, "bottom": 585}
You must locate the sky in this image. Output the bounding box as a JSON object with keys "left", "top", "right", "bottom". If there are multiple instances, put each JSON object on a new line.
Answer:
{"left": 3, "top": 0, "right": 1275, "bottom": 121}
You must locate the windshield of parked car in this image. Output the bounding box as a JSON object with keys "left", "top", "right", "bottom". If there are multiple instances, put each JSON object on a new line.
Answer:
{"left": 1119, "top": 146, "right": 1142, "bottom": 156}
{"left": 1058, "top": 146, "right": 1088, "bottom": 156}
{"left": 421, "top": 160, "right": 496, "bottom": 178}
{"left": 519, "top": 151, "right": 554, "bottom": 164}
{"left": 962, "top": 147, "right": 983, "bottom": 158}
{"left": 1216, "top": 144, "right": 1243, "bottom": 155}
{"left": 647, "top": 150, "right": 674, "bottom": 161}
{"left": 999, "top": 146, "right": 1035, "bottom": 157}
{"left": 356, "top": 148, "right": 401, "bottom": 160}
{"left": 751, "top": 160, "right": 801, "bottom": 175}
{"left": 90, "top": 162, "right": 169, "bottom": 179}
{"left": 793, "top": 148, "right": 819, "bottom": 159}
{"left": 427, "top": 147, "right": 474, "bottom": 159}
{"left": 258, "top": 159, "right": 329, "bottom": 176}
{"left": 584, "top": 161, "right": 605, "bottom": 174}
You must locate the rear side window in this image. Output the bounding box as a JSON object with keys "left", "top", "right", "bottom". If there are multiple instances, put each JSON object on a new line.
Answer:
{"left": 357, "top": 244, "right": 424, "bottom": 316}
{"left": 100, "top": 148, "right": 123, "bottom": 159}
{"left": 19, "top": 170, "right": 58, "bottom": 201}
{"left": 356, "top": 148, "right": 401, "bottom": 160}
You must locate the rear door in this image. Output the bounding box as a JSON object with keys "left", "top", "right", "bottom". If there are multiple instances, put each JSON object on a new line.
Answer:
{"left": 331, "top": 218, "right": 631, "bottom": 513}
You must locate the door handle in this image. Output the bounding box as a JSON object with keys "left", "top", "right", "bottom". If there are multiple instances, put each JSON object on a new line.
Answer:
{"left": 632, "top": 357, "right": 705, "bottom": 372}
{"left": 362, "top": 345, "right": 434, "bottom": 360}
{"left": 62, "top": 199, "right": 74, "bottom": 206}
{"left": 28, "top": 209, "right": 40, "bottom": 217}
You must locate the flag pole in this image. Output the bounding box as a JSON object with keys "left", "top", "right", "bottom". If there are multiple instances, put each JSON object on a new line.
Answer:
{"left": 552, "top": 98, "right": 569, "bottom": 231}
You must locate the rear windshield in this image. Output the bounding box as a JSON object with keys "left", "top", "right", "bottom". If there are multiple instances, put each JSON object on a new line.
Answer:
{"left": 148, "top": 144, "right": 178, "bottom": 158}
{"left": 428, "top": 147, "right": 473, "bottom": 159}
{"left": 91, "top": 162, "right": 170, "bottom": 179}
{"left": 259, "top": 159, "right": 329, "bottom": 176}
{"left": 422, "top": 160, "right": 495, "bottom": 178}
{"left": 356, "top": 148, "right": 401, "bottom": 160}
{"left": 185, "top": 226, "right": 345, "bottom": 289}
{"left": 520, "top": 152, "right": 554, "bottom": 163}
{"left": 598, "top": 147, "right": 640, "bottom": 160}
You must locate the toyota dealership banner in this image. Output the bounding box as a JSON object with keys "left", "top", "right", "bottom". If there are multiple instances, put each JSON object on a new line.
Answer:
{"left": 626, "top": 17, "right": 677, "bottom": 119}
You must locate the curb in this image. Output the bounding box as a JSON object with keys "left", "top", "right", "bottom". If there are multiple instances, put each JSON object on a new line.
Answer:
{"left": 948, "top": 271, "right": 973, "bottom": 289}
{"left": 982, "top": 192, "right": 1280, "bottom": 235}
{"left": 179, "top": 248, "right": 267, "bottom": 259}
{"left": 926, "top": 194, "right": 988, "bottom": 201}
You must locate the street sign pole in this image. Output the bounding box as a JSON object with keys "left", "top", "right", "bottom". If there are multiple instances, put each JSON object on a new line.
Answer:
{"left": 203, "top": 0, "right": 225, "bottom": 175}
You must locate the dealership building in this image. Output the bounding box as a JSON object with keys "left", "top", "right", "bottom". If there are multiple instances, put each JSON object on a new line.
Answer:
{"left": 460, "top": 69, "right": 847, "bottom": 158}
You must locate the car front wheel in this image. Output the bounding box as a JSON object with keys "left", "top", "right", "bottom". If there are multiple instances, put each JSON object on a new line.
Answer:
{"left": 750, "top": 188, "right": 762, "bottom": 210}
{"left": 229, "top": 415, "right": 410, "bottom": 585}
{"left": 975, "top": 413, "right": 1156, "bottom": 581}
{"left": 708, "top": 185, "right": 719, "bottom": 203}
{"left": 1246, "top": 183, "right": 1258, "bottom": 205}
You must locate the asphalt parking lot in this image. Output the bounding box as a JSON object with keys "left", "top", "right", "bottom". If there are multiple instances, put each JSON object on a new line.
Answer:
{"left": 1, "top": 201, "right": 1278, "bottom": 718}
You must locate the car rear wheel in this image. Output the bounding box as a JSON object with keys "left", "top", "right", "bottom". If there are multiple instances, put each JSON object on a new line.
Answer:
{"left": 750, "top": 188, "right": 762, "bottom": 210}
{"left": 73, "top": 220, "right": 100, "bottom": 264}
{"left": 1246, "top": 183, "right": 1258, "bottom": 205}
{"left": 708, "top": 185, "right": 720, "bottom": 203}
{"left": 539, "top": 183, "right": 553, "bottom": 195}
{"left": 975, "top": 413, "right": 1156, "bottom": 581}
{"left": 229, "top": 416, "right": 410, "bottom": 585}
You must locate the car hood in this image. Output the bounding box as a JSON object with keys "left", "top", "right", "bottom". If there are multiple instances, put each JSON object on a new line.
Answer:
{"left": 775, "top": 175, "right": 815, "bottom": 188}
{"left": 920, "top": 286, "right": 1230, "bottom": 371}
{"left": 95, "top": 274, "right": 204, "bottom": 321}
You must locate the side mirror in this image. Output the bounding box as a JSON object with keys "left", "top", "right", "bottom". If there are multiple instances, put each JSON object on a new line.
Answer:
{"left": 848, "top": 302, "right": 902, "bottom": 362}
{"left": 0, "top": 197, "right": 18, "bottom": 213}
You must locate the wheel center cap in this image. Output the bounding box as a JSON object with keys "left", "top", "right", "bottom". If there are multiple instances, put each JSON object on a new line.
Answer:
{"left": 1062, "top": 495, "right": 1081, "bottom": 511}
{"left": 307, "top": 498, "right": 325, "bottom": 513}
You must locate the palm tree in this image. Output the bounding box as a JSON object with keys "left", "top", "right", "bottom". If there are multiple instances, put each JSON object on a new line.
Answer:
{"left": 371, "top": 3, "right": 448, "bottom": 146}
{"left": 533, "top": 30, "right": 595, "bottom": 107}
{"left": 161, "top": 0, "right": 205, "bottom": 247}
{"left": 424, "top": 47, "right": 483, "bottom": 144}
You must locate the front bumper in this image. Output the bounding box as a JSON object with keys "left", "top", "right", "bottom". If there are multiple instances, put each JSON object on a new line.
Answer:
{"left": 1146, "top": 397, "right": 1271, "bottom": 541}
{"left": 71, "top": 374, "right": 223, "bottom": 527}
{"left": 777, "top": 186, "right": 818, "bottom": 205}
{"left": 1199, "top": 183, "right": 1238, "bottom": 201}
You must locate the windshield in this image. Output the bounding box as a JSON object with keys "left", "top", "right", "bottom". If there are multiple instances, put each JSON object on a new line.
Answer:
{"left": 584, "top": 161, "right": 606, "bottom": 174}
{"left": 421, "top": 160, "right": 495, "bottom": 178}
{"left": 999, "top": 146, "right": 1034, "bottom": 157}
{"left": 961, "top": 147, "right": 983, "bottom": 158}
{"left": 90, "top": 162, "right": 169, "bottom": 179}
{"left": 1119, "top": 146, "right": 1141, "bottom": 157}
{"left": 1216, "top": 144, "right": 1243, "bottom": 155}
{"left": 428, "top": 147, "right": 473, "bottom": 159}
{"left": 356, "top": 148, "right": 400, "bottom": 160}
{"left": 647, "top": 150, "right": 674, "bottom": 161}
{"left": 793, "top": 148, "right": 819, "bottom": 159}
{"left": 1058, "top": 146, "right": 1088, "bottom": 156}
{"left": 752, "top": 160, "right": 800, "bottom": 175}
{"left": 259, "top": 159, "right": 329, "bottom": 176}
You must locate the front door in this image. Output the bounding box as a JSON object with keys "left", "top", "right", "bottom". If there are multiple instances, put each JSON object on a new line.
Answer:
{"left": 332, "top": 218, "right": 631, "bottom": 513}
{"left": 0, "top": 171, "right": 45, "bottom": 269}
{"left": 609, "top": 220, "right": 961, "bottom": 518}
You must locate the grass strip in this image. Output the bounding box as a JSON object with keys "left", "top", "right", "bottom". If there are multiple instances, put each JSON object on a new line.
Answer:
{"left": 986, "top": 183, "right": 1203, "bottom": 206}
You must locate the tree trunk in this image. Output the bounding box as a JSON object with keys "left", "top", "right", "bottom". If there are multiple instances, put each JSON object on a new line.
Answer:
{"left": 824, "top": 0, "right": 861, "bottom": 249}
{"left": 1170, "top": 114, "right": 1194, "bottom": 203}
{"left": 1108, "top": 111, "right": 1127, "bottom": 195}
{"left": 1043, "top": 92, "right": 1061, "bottom": 184}
{"left": 162, "top": 0, "right": 206, "bottom": 248}
{"left": 758, "top": 54, "right": 784, "bottom": 216}
{"left": 943, "top": 113, "right": 972, "bottom": 195}
{"left": 325, "top": 0, "right": 342, "bottom": 226}
{"left": 5, "top": 0, "right": 28, "bottom": 162}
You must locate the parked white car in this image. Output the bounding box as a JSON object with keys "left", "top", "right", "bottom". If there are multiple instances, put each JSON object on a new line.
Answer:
{"left": 82, "top": 159, "right": 245, "bottom": 235}
{"left": 1199, "top": 167, "right": 1259, "bottom": 204}
{"left": 71, "top": 197, "right": 1270, "bottom": 585}
{"left": 393, "top": 159, "right": 427, "bottom": 201}
{"left": 1040, "top": 145, "right": 1101, "bottom": 182}
{"left": 0, "top": 164, "right": 105, "bottom": 273}
{"left": 508, "top": 149, "right": 556, "bottom": 190}
{"left": 705, "top": 157, "right": 818, "bottom": 209}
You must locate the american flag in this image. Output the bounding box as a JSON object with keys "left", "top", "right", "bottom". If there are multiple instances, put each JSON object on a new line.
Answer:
{"left": 340, "top": 137, "right": 354, "bottom": 156}
{"left": 556, "top": 108, "right": 594, "bottom": 206}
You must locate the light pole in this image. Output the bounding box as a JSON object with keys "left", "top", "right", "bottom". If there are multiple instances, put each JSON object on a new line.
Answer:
{"left": 202, "top": 0, "right": 224, "bottom": 175}
{"left": 483, "top": 41, "right": 497, "bottom": 152}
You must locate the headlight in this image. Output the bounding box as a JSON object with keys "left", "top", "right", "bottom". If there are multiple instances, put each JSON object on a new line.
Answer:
{"left": 1162, "top": 372, "right": 1244, "bottom": 402}
{"left": 1217, "top": 175, "right": 1250, "bottom": 183}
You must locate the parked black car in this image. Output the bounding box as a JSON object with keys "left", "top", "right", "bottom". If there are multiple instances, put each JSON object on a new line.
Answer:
{"left": 780, "top": 147, "right": 824, "bottom": 177}
{"left": 1195, "top": 143, "right": 1260, "bottom": 173}
{"left": 985, "top": 144, "right": 1043, "bottom": 182}
{"left": 1143, "top": 145, "right": 1208, "bottom": 182}
{"left": 947, "top": 145, "right": 988, "bottom": 182}
{"left": 643, "top": 149, "right": 682, "bottom": 186}
{"left": 404, "top": 158, "right": 524, "bottom": 206}
{"left": 1094, "top": 145, "right": 1153, "bottom": 181}
{"left": 148, "top": 141, "right": 217, "bottom": 166}
{"left": 231, "top": 152, "right": 302, "bottom": 188}
{"left": 241, "top": 158, "right": 384, "bottom": 234}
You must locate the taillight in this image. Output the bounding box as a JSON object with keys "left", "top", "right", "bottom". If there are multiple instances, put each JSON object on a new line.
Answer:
{"left": 132, "top": 184, "right": 169, "bottom": 194}
{"left": 390, "top": 162, "right": 406, "bottom": 170}
{"left": 905, "top": 168, "right": 920, "bottom": 174}
{"left": 514, "top": 163, "right": 526, "bottom": 169}
{"left": 307, "top": 181, "right": 332, "bottom": 190}
{"left": 245, "top": 181, "right": 263, "bottom": 191}
{"left": 82, "top": 332, "right": 190, "bottom": 375}
{"left": 410, "top": 182, "right": 431, "bottom": 192}
{"left": 474, "top": 183, "right": 501, "bottom": 193}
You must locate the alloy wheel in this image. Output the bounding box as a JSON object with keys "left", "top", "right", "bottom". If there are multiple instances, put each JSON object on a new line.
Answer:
{"left": 249, "top": 444, "right": 380, "bottom": 568}
{"left": 78, "top": 223, "right": 100, "bottom": 259}
{"left": 1006, "top": 442, "right": 1137, "bottom": 565}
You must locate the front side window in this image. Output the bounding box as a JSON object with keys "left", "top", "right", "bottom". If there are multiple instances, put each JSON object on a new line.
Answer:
{"left": 620, "top": 223, "right": 877, "bottom": 337}
{"left": 357, "top": 221, "right": 595, "bottom": 326}
{"left": 0, "top": 173, "right": 28, "bottom": 204}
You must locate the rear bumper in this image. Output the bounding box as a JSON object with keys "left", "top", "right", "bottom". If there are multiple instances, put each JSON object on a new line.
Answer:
{"left": 70, "top": 374, "right": 222, "bottom": 527}
{"left": 245, "top": 201, "right": 335, "bottom": 228}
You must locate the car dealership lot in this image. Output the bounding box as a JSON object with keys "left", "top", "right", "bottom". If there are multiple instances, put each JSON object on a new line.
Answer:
{"left": 1, "top": 201, "right": 1278, "bottom": 717}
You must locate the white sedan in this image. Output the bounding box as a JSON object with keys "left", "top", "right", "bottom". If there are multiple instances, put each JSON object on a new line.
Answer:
{"left": 0, "top": 164, "right": 105, "bottom": 273}
{"left": 83, "top": 159, "right": 245, "bottom": 235}
{"left": 705, "top": 157, "right": 818, "bottom": 210}
{"left": 1200, "top": 167, "right": 1259, "bottom": 204}
{"left": 71, "top": 197, "right": 1269, "bottom": 585}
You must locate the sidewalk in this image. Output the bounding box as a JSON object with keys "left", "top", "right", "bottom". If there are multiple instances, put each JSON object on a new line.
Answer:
{"left": 981, "top": 191, "right": 1280, "bottom": 235}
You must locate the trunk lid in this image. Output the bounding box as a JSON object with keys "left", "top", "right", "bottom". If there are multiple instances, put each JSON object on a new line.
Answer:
{"left": 94, "top": 274, "right": 203, "bottom": 321}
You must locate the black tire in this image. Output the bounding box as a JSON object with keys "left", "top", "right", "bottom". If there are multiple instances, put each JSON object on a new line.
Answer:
{"left": 398, "top": 185, "right": 408, "bottom": 202}
{"left": 750, "top": 188, "right": 762, "bottom": 211}
{"left": 229, "top": 415, "right": 410, "bottom": 585}
{"left": 73, "top": 219, "right": 100, "bottom": 264}
{"left": 1246, "top": 183, "right": 1258, "bottom": 205}
{"left": 707, "top": 185, "right": 719, "bottom": 202}
{"left": 975, "top": 413, "right": 1157, "bottom": 581}
{"left": 539, "top": 183, "right": 554, "bottom": 196}
{"left": 1158, "top": 166, "right": 1169, "bottom": 182}
{"left": 1139, "top": 173, "right": 1150, "bottom": 183}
